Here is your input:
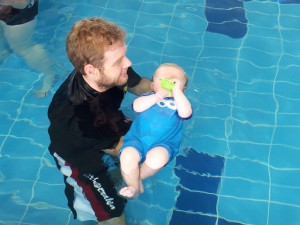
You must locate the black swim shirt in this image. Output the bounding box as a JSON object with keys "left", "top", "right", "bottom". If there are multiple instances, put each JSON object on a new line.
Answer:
{"left": 48, "top": 67, "right": 141, "bottom": 174}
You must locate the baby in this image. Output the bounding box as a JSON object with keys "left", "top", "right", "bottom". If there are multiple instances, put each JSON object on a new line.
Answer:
{"left": 119, "top": 63, "right": 192, "bottom": 198}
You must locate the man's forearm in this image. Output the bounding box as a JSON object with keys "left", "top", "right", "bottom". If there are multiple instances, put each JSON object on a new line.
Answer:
{"left": 128, "top": 78, "right": 152, "bottom": 96}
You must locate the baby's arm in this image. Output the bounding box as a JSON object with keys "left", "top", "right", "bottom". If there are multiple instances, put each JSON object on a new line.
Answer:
{"left": 172, "top": 82, "right": 192, "bottom": 118}
{"left": 133, "top": 89, "right": 168, "bottom": 113}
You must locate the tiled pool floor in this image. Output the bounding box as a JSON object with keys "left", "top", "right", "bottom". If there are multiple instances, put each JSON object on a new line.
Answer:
{"left": 1, "top": 0, "right": 300, "bottom": 224}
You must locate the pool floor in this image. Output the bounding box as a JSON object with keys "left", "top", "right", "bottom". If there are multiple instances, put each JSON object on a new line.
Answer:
{"left": 1, "top": 0, "right": 300, "bottom": 224}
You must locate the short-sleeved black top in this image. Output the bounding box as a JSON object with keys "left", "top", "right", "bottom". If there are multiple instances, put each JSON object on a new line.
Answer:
{"left": 48, "top": 67, "right": 141, "bottom": 174}
{"left": 0, "top": 0, "right": 39, "bottom": 25}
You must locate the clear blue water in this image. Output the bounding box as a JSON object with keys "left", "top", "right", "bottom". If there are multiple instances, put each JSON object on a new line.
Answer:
{"left": 1, "top": 0, "right": 300, "bottom": 224}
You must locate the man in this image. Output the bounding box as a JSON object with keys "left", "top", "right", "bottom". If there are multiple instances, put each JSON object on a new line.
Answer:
{"left": 48, "top": 18, "right": 151, "bottom": 225}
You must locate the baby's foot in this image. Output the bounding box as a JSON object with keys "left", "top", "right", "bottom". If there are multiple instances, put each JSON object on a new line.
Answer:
{"left": 119, "top": 186, "right": 140, "bottom": 198}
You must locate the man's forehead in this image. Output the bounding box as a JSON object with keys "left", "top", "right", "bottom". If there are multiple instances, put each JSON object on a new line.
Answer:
{"left": 104, "top": 42, "right": 126, "bottom": 59}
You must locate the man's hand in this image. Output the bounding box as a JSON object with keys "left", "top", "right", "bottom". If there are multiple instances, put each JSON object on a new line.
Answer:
{"left": 102, "top": 136, "right": 124, "bottom": 157}
{"left": 114, "top": 136, "right": 124, "bottom": 154}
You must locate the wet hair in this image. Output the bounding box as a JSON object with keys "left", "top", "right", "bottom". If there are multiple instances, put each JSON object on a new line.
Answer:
{"left": 66, "top": 17, "right": 126, "bottom": 74}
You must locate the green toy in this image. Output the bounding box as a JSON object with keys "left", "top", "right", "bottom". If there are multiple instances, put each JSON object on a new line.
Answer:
{"left": 160, "top": 79, "right": 175, "bottom": 95}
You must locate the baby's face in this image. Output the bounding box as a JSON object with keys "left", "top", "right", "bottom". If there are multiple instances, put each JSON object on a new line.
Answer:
{"left": 152, "top": 65, "right": 186, "bottom": 92}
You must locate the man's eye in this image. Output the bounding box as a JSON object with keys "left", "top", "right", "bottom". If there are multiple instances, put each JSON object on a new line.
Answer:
{"left": 117, "top": 59, "right": 121, "bottom": 64}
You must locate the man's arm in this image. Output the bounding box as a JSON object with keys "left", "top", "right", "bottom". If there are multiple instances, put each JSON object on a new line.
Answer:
{"left": 128, "top": 78, "right": 152, "bottom": 96}
{"left": 0, "top": 0, "right": 30, "bottom": 9}
{"left": 102, "top": 136, "right": 124, "bottom": 157}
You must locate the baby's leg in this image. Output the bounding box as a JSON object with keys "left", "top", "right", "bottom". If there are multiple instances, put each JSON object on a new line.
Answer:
{"left": 140, "top": 146, "right": 169, "bottom": 180}
{"left": 119, "top": 147, "right": 141, "bottom": 198}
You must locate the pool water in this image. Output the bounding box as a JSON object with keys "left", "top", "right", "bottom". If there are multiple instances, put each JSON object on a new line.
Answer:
{"left": 1, "top": 0, "right": 300, "bottom": 224}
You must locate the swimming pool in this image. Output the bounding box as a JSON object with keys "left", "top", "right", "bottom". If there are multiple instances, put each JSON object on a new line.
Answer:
{"left": 1, "top": 0, "right": 300, "bottom": 224}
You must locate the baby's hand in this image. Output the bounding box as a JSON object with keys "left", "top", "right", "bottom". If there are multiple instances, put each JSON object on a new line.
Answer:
{"left": 171, "top": 79, "right": 184, "bottom": 93}
{"left": 155, "top": 88, "right": 168, "bottom": 101}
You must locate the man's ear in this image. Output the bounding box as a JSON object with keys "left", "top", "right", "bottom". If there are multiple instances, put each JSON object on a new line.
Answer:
{"left": 83, "top": 64, "right": 97, "bottom": 76}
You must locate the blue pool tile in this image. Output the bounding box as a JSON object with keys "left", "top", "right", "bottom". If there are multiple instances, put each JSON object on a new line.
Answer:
{"left": 218, "top": 218, "right": 244, "bottom": 225}
{"left": 0, "top": 193, "right": 26, "bottom": 221}
{"left": 229, "top": 121, "right": 275, "bottom": 144}
{"left": 31, "top": 182, "right": 67, "bottom": 208}
{"left": 175, "top": 149, "right": 224, "bottom": 176}
{"left": 171, "top": 12, "right": 205, "bottom": 34}
{"left": 195, "top": 118, "right": 226, "bottom": 140}
{"left": 232, "top": 106, "right": 275, "bottom": 126}
{"left": 268, "top": 203, "right": 300, "bottom": 225}
{"left": 0, "top": 82, "right": 30, "bottom": 102}
{"left": 277, "top": 96, "right": 300, "bottom": 114}
{"left": 270, "top": 145, "right": 300, "bottom": 169}
{"left": 245, "top": 1, "right": 279, "bottom": 13}
{"left": 275, "top": 77, "right": 300, "bottom": 98}
{"left": 277, "top": 113, "right": 300, "bottom": 127}
{"left": 271, "top": 184, "right": 300, "bottom": 206}
{"left": 280, "top": 28, "right": 300, "bottom": 42}
{"left": 170, "top": 211, "right": 216, "bottom": 225}
{"left": 231, "top": 94, "right": 276, "bottom": 118}
{"left": 227, "top": 142, "right": 270, "bottom": 163}
{"left": 176, "top": 186, "right": 218, "bottom": 213}
{"left": 188, "top": 136, "right": 228, "bottom": 158}
{"left": 271, "top": 168, "right": 300, "bottom": 189}
{"left": 218, "top": 196, "right": 269, "bottom": 225}
{"left": 107, "top": 0, "right": 142, "bottom": 11}
{"left": 0, "top": 101, "right": 19, "bottom": 120}
{"left": 237, "top": 61, "right": 278, "bottom": 83}
{"left": 278, "top": 54, "right": 300, "bottom": 68}
{"left": 175, "top": 169, "right": 221, "bottom": 193}
{"left": 273, "top": 127, "right": 300, "bottom": 149}
{"left": 0, "top": 157, "right": 42, "bottom": 180}
{"left": 220, "top": 177, "right": 269, "bottom": 200}
{"left": 205, "top": 0, "right": 247, "bottom": 38}
{"left": 224, "top": 158, "right": 270, "bottom": 183}
{"left": 1, "top": 137, "right": 45, "bottom": 158}
{"left": 164, "top": 42, "right": 202, "bottom": 59}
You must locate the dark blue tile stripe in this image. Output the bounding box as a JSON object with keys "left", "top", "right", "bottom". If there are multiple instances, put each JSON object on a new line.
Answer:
{"left": 279, "top": 0, "right": 300, "bottom": 3}
{"left": 205, "top": 0, "right": 248, "bottom": 39}
{"left": 205, "top": 0, "right": 300, "bottom": 40}
{"left": 170, "top": 148, "right": 243, "bottom": 225}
